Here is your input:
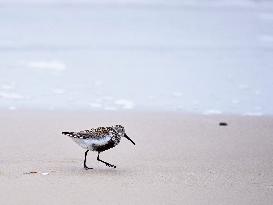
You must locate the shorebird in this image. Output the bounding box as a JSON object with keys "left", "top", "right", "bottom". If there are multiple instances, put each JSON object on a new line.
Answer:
{"left": 62, "top": 125, "right": 135, "bottom": 169}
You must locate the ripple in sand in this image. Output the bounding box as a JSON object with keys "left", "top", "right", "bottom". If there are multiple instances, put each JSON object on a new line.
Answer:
{"left": 184, "top": 172, "right": 198, "bottom": 186}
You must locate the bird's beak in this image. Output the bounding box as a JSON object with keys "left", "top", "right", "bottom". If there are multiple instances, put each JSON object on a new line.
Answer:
{"left": 124, "top": 133, "right": 135, "bottom": 145}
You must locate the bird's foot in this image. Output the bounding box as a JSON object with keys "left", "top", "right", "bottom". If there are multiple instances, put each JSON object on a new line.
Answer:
{"left": 104, "top": 163, "right": 116, "bottom": 168}
{"left": 84, "top": 165, "right": 93, "bottom": 170}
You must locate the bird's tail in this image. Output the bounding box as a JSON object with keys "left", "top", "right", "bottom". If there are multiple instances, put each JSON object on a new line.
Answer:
{"left": 62, "top": 131, "right": 75, "bottom": 136}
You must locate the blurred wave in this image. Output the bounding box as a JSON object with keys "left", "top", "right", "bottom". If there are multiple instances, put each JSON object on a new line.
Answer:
{"left": 0, "top": 0, "right": 273, "bottom": 114}
{"left": 0, "top": 0, "right": 272, "bottom": 9}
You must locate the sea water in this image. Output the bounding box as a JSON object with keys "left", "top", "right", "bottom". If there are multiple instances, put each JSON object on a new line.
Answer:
{"left": 0, "top": 0, "right": 272, "bottom": 115}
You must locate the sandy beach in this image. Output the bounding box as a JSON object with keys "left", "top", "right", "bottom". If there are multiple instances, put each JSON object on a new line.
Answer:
{"left": 0, "top": 111, "right": 273, "bottom": 204}
{"left": 0, "top": 0, "right": 273, "bottom": 204}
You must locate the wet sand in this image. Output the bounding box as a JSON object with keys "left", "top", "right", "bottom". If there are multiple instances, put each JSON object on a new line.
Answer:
{"left": 0, "top": 111, "right": 273, "bottom": 204}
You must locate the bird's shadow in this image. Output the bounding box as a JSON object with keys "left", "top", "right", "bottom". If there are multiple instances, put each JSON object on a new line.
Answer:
{"left": 57, "top": 165, "right": 134, "bottom": 177}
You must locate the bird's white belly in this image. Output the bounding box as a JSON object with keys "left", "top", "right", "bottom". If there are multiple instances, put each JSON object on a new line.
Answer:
{"left": 72, "top": 136, "right": 111, "bottom": 150}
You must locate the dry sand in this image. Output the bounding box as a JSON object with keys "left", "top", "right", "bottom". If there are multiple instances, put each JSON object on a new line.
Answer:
{"left": 0, "top": 111, "right": 273, "bottom": 205}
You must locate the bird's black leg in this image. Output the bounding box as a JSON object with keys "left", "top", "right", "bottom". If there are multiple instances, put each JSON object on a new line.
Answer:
{"left": 97, "top": 152, "right": 116, "bottom": 168}
{"left": 84, "top": 150, "right": 93, "bottom": 170}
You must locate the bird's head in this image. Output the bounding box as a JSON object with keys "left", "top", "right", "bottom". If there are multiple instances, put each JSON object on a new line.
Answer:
{"left": 113, "top": 125, "right": 135, "bottom": 145}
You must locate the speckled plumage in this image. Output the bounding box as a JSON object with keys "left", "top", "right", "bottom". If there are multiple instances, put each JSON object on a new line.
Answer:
{"left": 62, "top": 125, "right": 135, "bottom": 169}
{"left": 63, "top": 126, "right": 122, "bottom": 152}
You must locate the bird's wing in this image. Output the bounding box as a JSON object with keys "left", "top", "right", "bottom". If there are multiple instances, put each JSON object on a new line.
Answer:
{"left": 62, "top": 131, "right": 98, "bottom": 139}
{"left": 62, "top": 127, "right": 114, "bottom": 139}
